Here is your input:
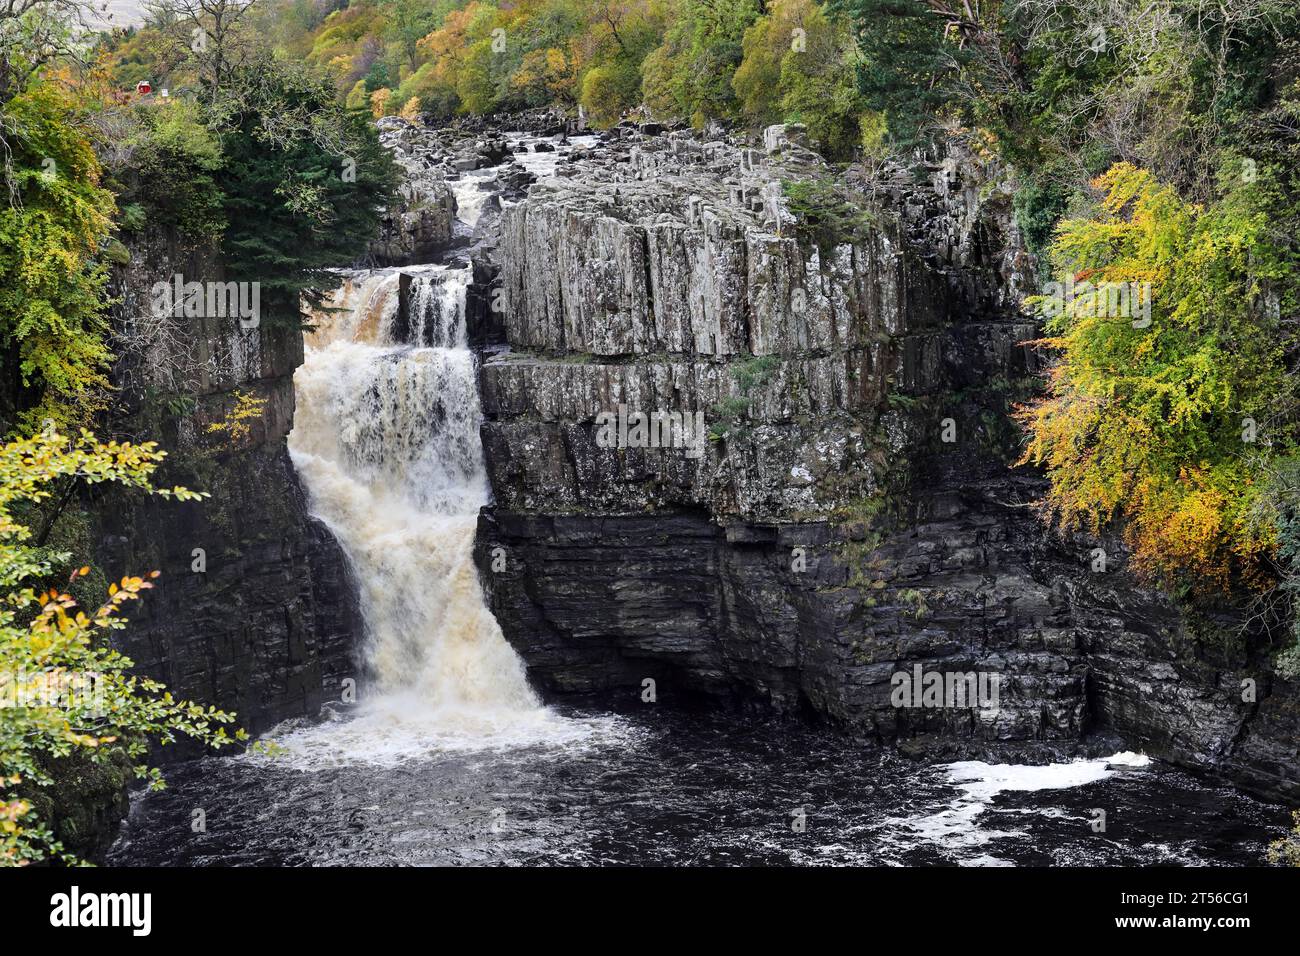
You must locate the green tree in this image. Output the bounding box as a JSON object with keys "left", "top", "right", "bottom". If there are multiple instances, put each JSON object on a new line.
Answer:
{"left": 829, "top": 0, "right": 975, "bottom": 148}
{"left": 383, "top": 0, "right": 440, "bottom": 71}
{"left": 579, "top": 58, "right": 640, "bottom": 126}
{"left": 0, "top": 1, "right": 93, "bottom": 108}
{"left": 455, "top": 37, "right": 500, "bottom": 114}
{"left": 113, "top": 96, "right": 226, "bottom": 247}
{"left": 732, "top": 0, "right": 865, "bottom": 159}
{"left": 641, "top": 0, "right": 760, "bottom": 126}
{"left": 216, "top": 57, "right": 398, "bottom": 325}
{"left": 0, "top": 83, "right": 116, "bottom": 434}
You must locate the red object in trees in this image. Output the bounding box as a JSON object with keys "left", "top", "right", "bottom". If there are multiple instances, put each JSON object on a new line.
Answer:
{"left": 136, "top": 81, "right": 152, "bottom": 96}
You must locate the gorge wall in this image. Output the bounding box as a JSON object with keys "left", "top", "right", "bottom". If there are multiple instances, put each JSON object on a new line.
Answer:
{"left": 85, "top": 115, "right": 1300, "bottom": 828}
{"left": 441, "top": 121, "right": 1300, "bottom": 804}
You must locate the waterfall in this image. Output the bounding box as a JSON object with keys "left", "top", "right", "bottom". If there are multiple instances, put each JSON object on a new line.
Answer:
{"left": 283, "top": 264, "right": 594, "bottom": 766}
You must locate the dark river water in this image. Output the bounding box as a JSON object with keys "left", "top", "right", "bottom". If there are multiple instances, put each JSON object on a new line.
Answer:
{"left": 108, "top": 706, "right": 1288, "bottom": 866}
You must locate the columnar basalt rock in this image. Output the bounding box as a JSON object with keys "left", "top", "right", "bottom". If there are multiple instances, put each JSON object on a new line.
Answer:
{"left": 476, "top": 124, "right": 1078, "bottom": 741}
{"left": 484, "top": 128, "right": 956, "bottom": 522}
{"left": 479, "top": 352, "right": 886, "bottom": 517}
{"left": 497, "top": 130, "right": 926, "bottom": 359}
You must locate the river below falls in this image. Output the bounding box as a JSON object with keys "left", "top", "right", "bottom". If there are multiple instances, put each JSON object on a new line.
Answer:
{"left": 107, "top": 707, "right": 1288, "bottom": 866}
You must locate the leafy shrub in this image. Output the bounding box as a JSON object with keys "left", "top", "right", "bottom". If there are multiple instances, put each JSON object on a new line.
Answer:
{"left": 0, "top": 83, "right": 115, "bottom": 434}
{"left": 116, "top": 97, "right": 226, "bottom": 246}
{"left": 580, "top": 60, "right": 641, "bottom": 128}
{"left": 0, "top": 429, "right": 242, "bottom": 865}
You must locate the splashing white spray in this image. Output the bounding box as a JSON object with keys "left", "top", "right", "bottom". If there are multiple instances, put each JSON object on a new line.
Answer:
{"left": 281, "top": 264, "right": 606, "bottom": 767}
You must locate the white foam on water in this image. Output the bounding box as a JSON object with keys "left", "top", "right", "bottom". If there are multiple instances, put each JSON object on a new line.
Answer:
{"left": 261, "top": 699, "right": 628, "bottom": 771}
{"left": 1106, "top": 751, "right": 1152, "bottom": 768}
{"left": 895, "top": 752, "right": 1152, "bottom": 862}
{"left": 944, "top": 757, "right": 1120, "bottom": 798}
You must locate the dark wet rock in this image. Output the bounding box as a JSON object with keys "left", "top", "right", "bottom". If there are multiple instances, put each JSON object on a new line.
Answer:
{"left": 478, "top": 138, "right": 512, "bottom": 166}
{"left": 496, "top": 164, "right": 537, "bottom": 202}
{"left": 24, "top": 749, "right": 132, "bottom": 861}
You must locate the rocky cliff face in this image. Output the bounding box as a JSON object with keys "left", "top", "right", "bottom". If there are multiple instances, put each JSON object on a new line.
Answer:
{"left": 426, "top": 119, "right": 1300, "bottom": 803}
{"left": 483, "top": 125, "right": 932, "bottom": 521}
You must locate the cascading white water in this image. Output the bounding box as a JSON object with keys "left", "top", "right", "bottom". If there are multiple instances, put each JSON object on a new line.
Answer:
{"left": 450, "top": 170, "right": 498, "bottom": 230}
{"left": 407, "top": 268, "right": 471, "bottom": 348}
{"left": 281, "top": 263, "right": 604, "bottom": 766}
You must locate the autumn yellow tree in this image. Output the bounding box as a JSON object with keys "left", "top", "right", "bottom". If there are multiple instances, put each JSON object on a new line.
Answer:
{"left": 1018, "top": 163, "right": 1291, "bottom": 588}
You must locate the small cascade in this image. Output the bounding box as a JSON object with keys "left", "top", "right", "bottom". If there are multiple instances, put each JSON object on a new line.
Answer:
{"left": 308, "top": 270, "right": 402, "bottom": 346}
{"left": 407, "top": 267, "right": 471, "bottom": 348}
{"left": 449, "top": 170, "right": 498, "bottom": 230}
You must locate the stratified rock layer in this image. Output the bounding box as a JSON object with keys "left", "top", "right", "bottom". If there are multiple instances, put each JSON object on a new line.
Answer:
{"left": 467, "top": 122, "right": 1299, "bottom": 802}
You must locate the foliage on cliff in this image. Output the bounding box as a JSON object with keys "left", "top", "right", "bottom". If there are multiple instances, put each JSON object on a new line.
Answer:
{"left": 1270, "top": 811, "right": 1300, "bottom": 866}
{"left": 781, "top": 176, "right": 874, "bottom": 254}
{"left": 0, "top": 429, "right": 242, "bottom": 865}
{"left": 0, "top": 83, "right": 117, "bottom": 435}
{"left": 833, "top": 3, "right": 1300, "bottom": 643}
{"left": 214, "top": 56, "right": 399, "bottom": 319}
{"left": 110, "top": 95, "right": 227, "bottom": 247}
{"left": 1016, "top": 163, "right": 1293, "bottom": 590}
{"left": 830, "top": 0, "right": 1296, "bottom": 188}
{"left": 94, "top": 19, "right": 400, "bottom": 325}
{"left": 731, "top": 0, "right": 864, "bottom": 158}
{"left": 820, "top": 3, "right": 1300, "bottom": 575}
{"left": 205, "top": 388, "right": 268, "bottom": 450}
{"left": 0, "top": 1, "right": 398, "bottom": 437}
